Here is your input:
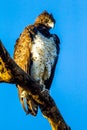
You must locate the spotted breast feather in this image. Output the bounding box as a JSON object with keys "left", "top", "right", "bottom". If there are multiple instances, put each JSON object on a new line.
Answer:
{"left": 30, "top": 31, "right": 60, "bottom": 89}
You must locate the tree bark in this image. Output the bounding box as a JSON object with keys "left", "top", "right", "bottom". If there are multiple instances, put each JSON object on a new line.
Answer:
{"left": 0, "top": 40, "right": 71, "bottom": 130}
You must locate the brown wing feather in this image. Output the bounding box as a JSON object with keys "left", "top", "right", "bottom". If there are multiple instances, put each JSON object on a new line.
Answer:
{"left": 14, "top": 27, "right": 31, "bottom": 72}
{"left": 14, "top": 26, "right": 38, "bottom": 116}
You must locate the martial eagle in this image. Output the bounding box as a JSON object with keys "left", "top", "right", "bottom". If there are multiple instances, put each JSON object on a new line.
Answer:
{"left": 14, "top": 11, "right": 60, "bottom": 116}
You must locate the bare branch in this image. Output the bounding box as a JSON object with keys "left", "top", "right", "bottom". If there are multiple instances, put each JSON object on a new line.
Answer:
{"left": 0, "top": 40, "right": 71, "bottom": 130}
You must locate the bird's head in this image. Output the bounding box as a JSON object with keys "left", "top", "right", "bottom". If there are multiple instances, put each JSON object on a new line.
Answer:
{"left": 34, "top": 11, "right": 55, "bottom": 29}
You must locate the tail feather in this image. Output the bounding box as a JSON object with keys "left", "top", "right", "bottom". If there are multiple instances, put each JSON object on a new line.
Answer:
{"left": 20, "top": 97, "right": 29, "bottom": 115}
{"left": 18, "top": 88, "right": 38, "bottom": 116}
{"left": 26, "top": 95, "right": 38, "bottom": 116}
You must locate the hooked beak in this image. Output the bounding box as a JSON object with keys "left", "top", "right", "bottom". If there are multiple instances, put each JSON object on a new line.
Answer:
{"left": 49, "top": 22, "right": 55, "bottom": 28}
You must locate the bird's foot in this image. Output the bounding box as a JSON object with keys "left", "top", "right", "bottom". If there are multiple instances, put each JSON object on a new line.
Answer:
{"left": 41, "top": 85, "right": 49, "bottom": 94}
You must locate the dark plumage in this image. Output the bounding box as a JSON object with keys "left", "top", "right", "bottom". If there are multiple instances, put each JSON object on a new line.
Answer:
{"left": 14, "top": 11, "right": 60, "bottom": 116}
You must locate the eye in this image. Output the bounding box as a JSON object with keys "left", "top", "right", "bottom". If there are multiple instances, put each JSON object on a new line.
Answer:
{"left": 44, "top": 19, "right": 48, "bottom": 23}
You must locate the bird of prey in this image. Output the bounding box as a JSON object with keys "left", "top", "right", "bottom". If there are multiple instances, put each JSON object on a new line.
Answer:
{"left": 14, "top": 11, "right": 60, "bottom": 116}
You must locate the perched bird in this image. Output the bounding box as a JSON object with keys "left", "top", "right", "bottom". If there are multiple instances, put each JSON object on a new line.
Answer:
{"left": 14, "top": 11, "right": 60, "bottom": 116}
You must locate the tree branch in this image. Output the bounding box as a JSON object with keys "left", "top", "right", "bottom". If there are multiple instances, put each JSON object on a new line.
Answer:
{"left": 0, "top": 40, "right": 71, "bottom": 130}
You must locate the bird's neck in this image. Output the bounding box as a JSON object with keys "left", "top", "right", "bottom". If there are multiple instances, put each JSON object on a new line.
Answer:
{"left": 36, "top": 24, "right": 51, "bottom": 38}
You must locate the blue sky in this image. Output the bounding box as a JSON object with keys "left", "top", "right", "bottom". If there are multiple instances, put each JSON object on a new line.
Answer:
{"left": 0, "top": 0, "right": 87, "bottom": 130}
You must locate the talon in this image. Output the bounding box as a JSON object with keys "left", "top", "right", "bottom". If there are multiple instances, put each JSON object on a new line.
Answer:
{"left": 41, "top": 88, "right": 49, "bottom": 94}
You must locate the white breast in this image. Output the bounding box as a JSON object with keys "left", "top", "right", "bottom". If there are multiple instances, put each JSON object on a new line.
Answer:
{"left": 30, "top": 32, "right": 57, "bottom": 86}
